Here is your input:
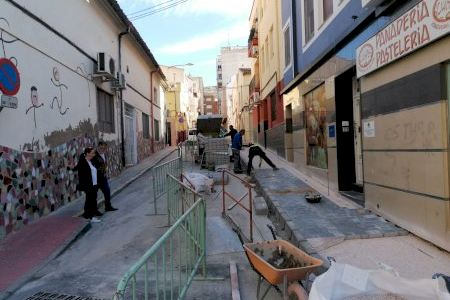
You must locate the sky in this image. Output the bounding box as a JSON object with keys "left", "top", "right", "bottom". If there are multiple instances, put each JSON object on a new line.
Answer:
{"left": 117, "top": 0, "right": 253, "bottom": 86}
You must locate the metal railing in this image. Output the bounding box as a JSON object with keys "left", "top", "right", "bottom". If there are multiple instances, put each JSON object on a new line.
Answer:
{"left": 221, "top": 169, "right": 254, "bottom": 242}
{"left": 178, "top": 140, "right": 197, "bottom": 163}
{"left": 152, "top": 156, "right": 182, "bottom": 214}
{"left": 167, "top": 174, "right": 198, "bottom": 224}
{"left": 114, "top": 175, "right": 206, "bottom": 300}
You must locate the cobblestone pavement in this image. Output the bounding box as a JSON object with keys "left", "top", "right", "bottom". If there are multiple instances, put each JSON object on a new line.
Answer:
{"left": 254, "top": 168, "right": 408, "bottom": 244}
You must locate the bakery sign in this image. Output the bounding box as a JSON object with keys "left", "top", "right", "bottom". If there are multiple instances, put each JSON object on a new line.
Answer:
{"left": 356, "top": 0, "right": 450, "bottom": 78}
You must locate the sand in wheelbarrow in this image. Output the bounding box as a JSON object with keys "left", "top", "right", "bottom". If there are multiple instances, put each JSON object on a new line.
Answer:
{"left": 254, "top": 247, "right": 312, "bottom": 269}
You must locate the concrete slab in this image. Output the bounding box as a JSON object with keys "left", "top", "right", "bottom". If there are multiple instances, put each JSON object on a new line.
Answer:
{"left": 206, "top": 216, "right": 243, "bottom": 255}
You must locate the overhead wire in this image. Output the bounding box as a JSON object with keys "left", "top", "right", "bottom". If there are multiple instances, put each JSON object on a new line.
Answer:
{"left": 128, "top": 0, "right": 189, "bottom": 21}
{"left": 127, "top": 0, "right": 180, "bottom": 16}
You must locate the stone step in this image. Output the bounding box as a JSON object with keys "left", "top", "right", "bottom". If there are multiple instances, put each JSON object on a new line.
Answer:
{"left": 253, "top": 196, "right": 268, "bottom": 216}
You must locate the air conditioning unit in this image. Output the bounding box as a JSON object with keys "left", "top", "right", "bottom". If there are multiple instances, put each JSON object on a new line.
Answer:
{"left": 95, "top": 52, "right": 115, "bottom": 79}
{"left": 111, "top": 73, "right": 126, "bottom": 90}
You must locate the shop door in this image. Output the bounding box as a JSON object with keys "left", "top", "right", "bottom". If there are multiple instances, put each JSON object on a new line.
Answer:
{"left": 352, "top": 77, "right": 364, "bottom": 186}
{"left": 335, "top": 68, "right": 356, "bottom": 191}
{"left": 124, "top": 104, "right": 137, "bottom": 165}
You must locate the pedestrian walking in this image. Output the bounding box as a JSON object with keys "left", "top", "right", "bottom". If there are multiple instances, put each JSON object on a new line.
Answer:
{"left": 232, "top": 129, "right": 245, "bottom": 173}
{"left": 93, "top": 141, "right": 118, "bottom": 212}
{"left": 225, "top": 125, "right": 238, "bottom": 162}
{"left": 75, "top": 147, "right": 102, "bottom": 223}
{"left": 246, "top": 144, "right": 279, "bottom": 176}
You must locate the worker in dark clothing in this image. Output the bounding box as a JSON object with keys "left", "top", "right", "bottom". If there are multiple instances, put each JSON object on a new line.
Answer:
{"left": 224, "top": 125, "right": 237, "bottom": 139}
{"left": 225, "top": 125, "right": 238, "bottom": 162}
{"left": 247, "top": 144, "right": 279, "bottom": 176}
{"left": 232, "top": 129, "right": 245, "bottom": 173}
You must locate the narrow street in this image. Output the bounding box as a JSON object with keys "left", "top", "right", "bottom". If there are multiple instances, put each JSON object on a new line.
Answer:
{"left": 8, "top": 154, "right": 177, "bottom": 299}
{"left": 7, "top": 152, "right": 283, "bottom": 300}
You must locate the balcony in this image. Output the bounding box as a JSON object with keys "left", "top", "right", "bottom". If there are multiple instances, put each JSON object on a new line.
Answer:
{"left": 248, "top": 28, "right": 258, "bottom": 58}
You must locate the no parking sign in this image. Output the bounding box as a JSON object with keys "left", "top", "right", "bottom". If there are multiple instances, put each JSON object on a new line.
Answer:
{"left": 0, "top": 58, "right": 20, "bottom": 96}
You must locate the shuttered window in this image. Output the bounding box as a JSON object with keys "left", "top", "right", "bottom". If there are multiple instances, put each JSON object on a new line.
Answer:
{"left": 97, "top": 89, "right": 115, "bottom": 133}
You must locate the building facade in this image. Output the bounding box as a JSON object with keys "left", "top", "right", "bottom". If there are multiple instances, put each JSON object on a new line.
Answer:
{"left": 216, "top": 46, "right": 252, "bottom": 117}
{"left": 249, "top": 0, "right": 285, "bottom": 158}
{"left": 0, "top": 0, "right": 164, "bottom": 237}
{"left": 203, "top": 86, "right": 219, "bottom": 115}
{"left": 280, "top": 0, "right": 450, "bottom": 251}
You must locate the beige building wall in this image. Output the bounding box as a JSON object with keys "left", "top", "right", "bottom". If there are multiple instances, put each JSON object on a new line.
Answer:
{"left": 257, "top": 0, "right": 282, "bottom": 100}
{"left": 360, "top": 36, "right": 450, "bottom": 251}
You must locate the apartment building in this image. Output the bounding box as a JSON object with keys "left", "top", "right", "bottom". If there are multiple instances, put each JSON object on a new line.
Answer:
{"left": 280, "top": 0, "right": 450, "bottom": 251}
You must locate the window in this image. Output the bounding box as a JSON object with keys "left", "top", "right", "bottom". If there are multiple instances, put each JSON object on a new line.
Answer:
{"left": 283, "top": 22, "right": 291, "bottom": 69}
{"left": 142, "top": 113, "right": 150, "bottom": 139}
{"left": 261, "top": 46, "right": 265, "bottom": 73}
{"left": 206, "top": 104, "right": 212, "bottom": 109}
{"left": 265, "top": 37, "right": 269, "bottom": 67}
{"left": 154, "top": 119, "right": 160, "bottom": 141}
{"left": 304, "top": 0, "right": 315, "bottom": 44}
{"left": 97, "top": 89, "right": 115, "bottom": 133}
{"left": 270, "top": 92, "right": 276, "bottom": 121}
{"left": 153, "top": 87, "right": 158, "bottom": 106}
{"left": 322, "top": 0, "right": 333, "bottom": 22}
{"left": 269, "top": 26, "right": 274, "bottom": 57}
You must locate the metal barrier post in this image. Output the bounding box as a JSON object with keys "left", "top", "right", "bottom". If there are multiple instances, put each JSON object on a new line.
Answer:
{"left": 115, "top": 175, "right": 205, "bottom": 299}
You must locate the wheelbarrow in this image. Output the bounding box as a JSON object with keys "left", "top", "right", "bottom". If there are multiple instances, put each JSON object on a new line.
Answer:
{"left": 243, "top": 239, "right": 323, "bottom": 300}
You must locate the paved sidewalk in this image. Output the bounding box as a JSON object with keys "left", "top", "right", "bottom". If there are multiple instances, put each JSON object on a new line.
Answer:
{"left": 240, "top": 146, "right": 450, "bottom": 279}
{"left": 0, "top": 146, "right": 177, "bottom": 299}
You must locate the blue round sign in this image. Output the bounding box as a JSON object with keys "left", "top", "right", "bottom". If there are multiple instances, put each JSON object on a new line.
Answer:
{"left": 0, "top": 58, "right": 20, "bottom": 96}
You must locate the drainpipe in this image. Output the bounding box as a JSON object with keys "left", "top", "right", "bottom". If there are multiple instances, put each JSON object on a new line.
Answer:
{"left": 118, "top": 27, "right": 130, "bottom": 167}
{"left": 150, "top": 69, "right": 159, "bottom": 153}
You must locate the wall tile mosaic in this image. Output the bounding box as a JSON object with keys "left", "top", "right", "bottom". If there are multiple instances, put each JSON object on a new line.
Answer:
{"left": 0, "top": 136, "right": 122, "bottom": 238}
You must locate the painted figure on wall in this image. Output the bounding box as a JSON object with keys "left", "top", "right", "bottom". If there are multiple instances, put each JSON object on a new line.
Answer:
{"left": 26, "top": 86, "right": 44, "bottom": 128}
{"left": 50, "top": 67, "right": 69, "bottom": 115}
{"left": 305, "top": 84, "right": 328, "bottom": 169}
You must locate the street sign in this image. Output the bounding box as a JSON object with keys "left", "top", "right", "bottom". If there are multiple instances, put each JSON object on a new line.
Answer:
{"left": 0, "top": 58, "right": 20, "bottom": 96}
{"left": 1, "top": 94, "right": 18, "bottom": 109}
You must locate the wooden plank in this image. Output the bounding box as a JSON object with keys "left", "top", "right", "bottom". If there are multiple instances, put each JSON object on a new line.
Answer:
{"left": 229, "top": 261, "right": 241, "bottom": 300}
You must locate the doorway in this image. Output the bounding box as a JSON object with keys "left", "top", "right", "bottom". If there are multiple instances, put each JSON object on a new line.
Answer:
{"left": 124, "top": 103, "right": 137, "bottom": 166}
{"left": 166, "top": 122, "right": 172, "bottom": 146}
{"left": 335, "top": 67, "right": 364, "bottom": 205}
{"left": 285, "top": 104, "right": 294, "bottom": 161}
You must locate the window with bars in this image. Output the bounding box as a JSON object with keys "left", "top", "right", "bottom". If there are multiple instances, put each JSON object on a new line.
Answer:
{"left": 142, "top": 113, "right": 150, "bottom": 139}
{"left": 97, "top": 89, "right": 115, "bottom": 133}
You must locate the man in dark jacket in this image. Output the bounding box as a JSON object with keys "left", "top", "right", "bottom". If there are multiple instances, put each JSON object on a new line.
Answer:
{"left": 232, "top": 129, "right": 245, "bottom": 173}
{"left": 92, "top": 141, "right": 118, "bottom": 212}
{"left": 225, "top": 125, "right": 238, "bottom": 162}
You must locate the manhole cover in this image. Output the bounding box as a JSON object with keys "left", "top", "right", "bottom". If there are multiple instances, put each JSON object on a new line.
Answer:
{"left": 26, "top": 291, "right": 104, "bottom": 300}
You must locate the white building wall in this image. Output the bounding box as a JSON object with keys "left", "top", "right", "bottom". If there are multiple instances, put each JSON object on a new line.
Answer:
{"left": 0, "top": 0, "right": 111, "bottom": 150}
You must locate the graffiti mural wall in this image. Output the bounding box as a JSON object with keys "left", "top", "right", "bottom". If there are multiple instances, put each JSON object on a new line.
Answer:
{"left": 0, "top": 134, "right": 122, "bottom": 238}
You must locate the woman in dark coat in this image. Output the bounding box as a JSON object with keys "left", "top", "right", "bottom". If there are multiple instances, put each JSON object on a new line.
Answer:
{"left": 75, "top": 147, "right": 102, "bottom": 222}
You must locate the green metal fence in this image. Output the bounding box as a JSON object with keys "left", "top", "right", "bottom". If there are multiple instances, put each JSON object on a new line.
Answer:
{"left": 114, "top": 175, "right": 206, "bottom": 300}
{"left": 152, "top": 157, "right": 182, "bottom": 214}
